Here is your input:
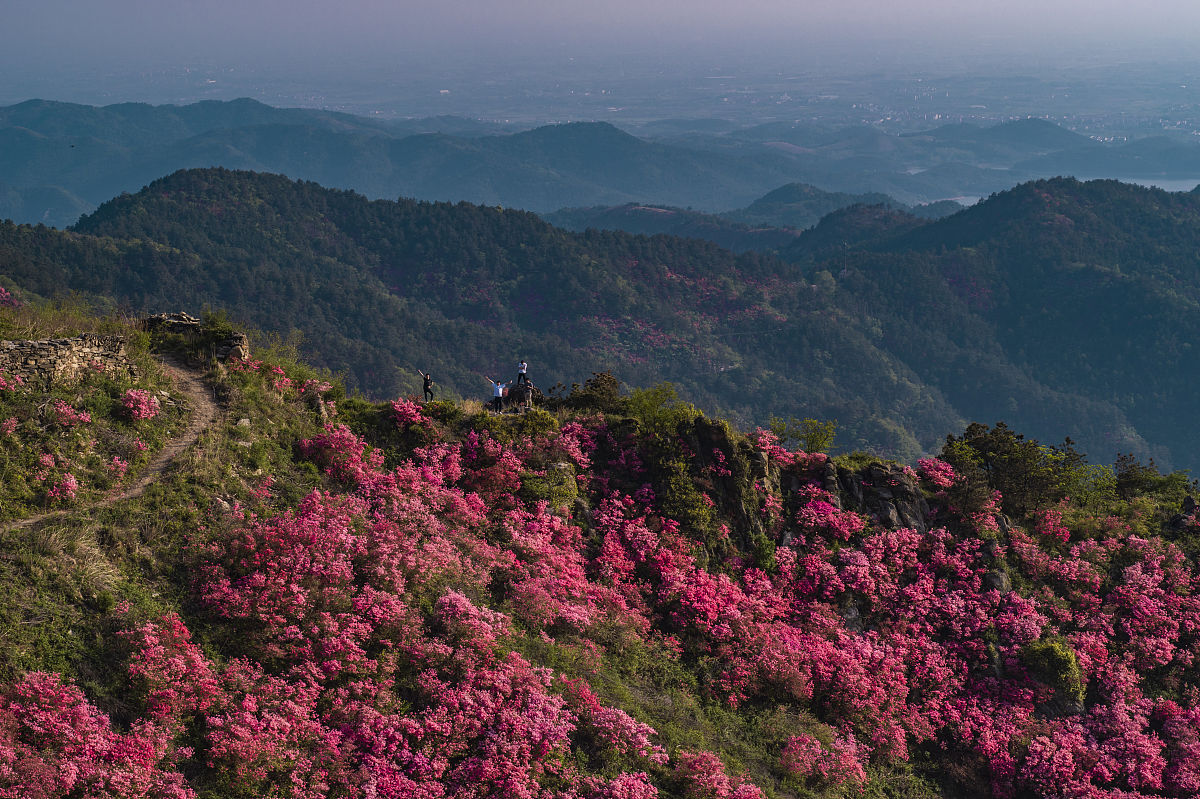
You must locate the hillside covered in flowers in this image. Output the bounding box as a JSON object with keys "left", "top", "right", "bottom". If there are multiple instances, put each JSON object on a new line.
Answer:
{"left": 1, "top": 304, "right": 1199, "bottom": 798}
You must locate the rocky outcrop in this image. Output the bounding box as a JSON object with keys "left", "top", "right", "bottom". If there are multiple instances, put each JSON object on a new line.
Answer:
{"left": 821, "top": 460, "right": 931, "bottom": 533}
{"left": 144, "top": 312, "right": 250, "bottom": 360}
{"left": 0, "top": 334, "right": 134, "bottom": 388}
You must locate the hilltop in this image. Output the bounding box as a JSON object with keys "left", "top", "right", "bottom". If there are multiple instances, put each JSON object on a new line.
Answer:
{"left": 0, "top": 297, "right": 1198, "bottom": 798}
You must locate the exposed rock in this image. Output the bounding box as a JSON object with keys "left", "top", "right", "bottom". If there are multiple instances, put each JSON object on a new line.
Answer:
{"left": 832, "top": 461, "right": 929, "bottom": 533}
{"left": 1045, "top": 698, "right": 1086, "bottom": 718}
{"left": 573, "top": 497, "right": 593, "bottom": 530}
{"left": 144, "top": 311, "right": 201, "bottom": 332}
{"left": 984, "top": 570, "right": 1013, "bottom": 593}
{"left": 217, "top": 333, "right": 250, "bottom": 361}
{"left": 748, "top": 449, "right": 769, "bottom": 480}
{"left": 875, "top": 503, "right": 902, "bottom": 528}
{"left": 837, "top": 466, "right": 863, "bottom": 507}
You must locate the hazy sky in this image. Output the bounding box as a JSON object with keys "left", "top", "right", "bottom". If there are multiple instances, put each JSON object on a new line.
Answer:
{"left": 7, "top": 0, "right": 1200, "bottom": 64}
{"left": 5, "top": 0, "right": 1200, "bottom": 107}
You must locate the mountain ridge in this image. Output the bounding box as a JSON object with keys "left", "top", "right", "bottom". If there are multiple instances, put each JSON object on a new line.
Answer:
{"left": 8, "top": 97, "right": 1198, "bottom": 227}
{"left": 4, "top": 168, "right": 1199, "bottom": 469}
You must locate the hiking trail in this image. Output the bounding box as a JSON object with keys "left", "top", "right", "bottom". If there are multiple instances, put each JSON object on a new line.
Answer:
{"left": 6, "top": 354, "right": 220, "bottom": 532}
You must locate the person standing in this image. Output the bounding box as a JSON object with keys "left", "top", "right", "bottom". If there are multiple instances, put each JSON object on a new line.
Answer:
{"left": 516, "top": 360, "right": 529, "bottom": 385}
{"left": 418, "top": 369, "right": 434, "bottom": 402}
{"left": 485, "top": 376, "right": 509, "bottom": 413}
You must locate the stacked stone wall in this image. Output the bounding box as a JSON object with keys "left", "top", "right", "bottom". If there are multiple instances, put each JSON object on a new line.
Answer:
{"left": 0, "top": 334, "right": 134, "bottom": 388}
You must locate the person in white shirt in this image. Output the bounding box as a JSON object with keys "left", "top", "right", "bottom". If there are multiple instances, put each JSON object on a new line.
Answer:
{"left": 485, "top": 376, "right": 509, "bottom": 413}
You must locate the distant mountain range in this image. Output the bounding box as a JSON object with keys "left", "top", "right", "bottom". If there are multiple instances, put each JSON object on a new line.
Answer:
{"left": 4, "top": 168, "right": 1200, "bottom": 471}
{"left": 544, "top": 184, "right": 962, "bottom": 253}
{"left": 4, "top": 98, "right": 1200, "bottom": 228}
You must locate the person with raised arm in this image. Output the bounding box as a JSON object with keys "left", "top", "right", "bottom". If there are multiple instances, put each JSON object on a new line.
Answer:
{"left": 485, "top": 376, "right": 509, "bottom": 413}
{"left": 418, "top": 369, "right": 434, "bottom": 402}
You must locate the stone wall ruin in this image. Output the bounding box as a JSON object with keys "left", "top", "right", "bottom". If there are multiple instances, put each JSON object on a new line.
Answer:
{"left": 143, "top": 312, "right": 250, "bottom": 360}
{"left": 0, "top": 334, "right": 134, "bottom": 388}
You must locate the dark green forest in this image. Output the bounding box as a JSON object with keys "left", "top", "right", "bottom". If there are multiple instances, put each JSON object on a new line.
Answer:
{"left": 3, "top": 169, "right": 1200, "bottom": 469}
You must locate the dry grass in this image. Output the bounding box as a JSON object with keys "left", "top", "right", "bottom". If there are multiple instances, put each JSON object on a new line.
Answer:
{"left": 29, "top": 520, "right": 121, "bottom": 596}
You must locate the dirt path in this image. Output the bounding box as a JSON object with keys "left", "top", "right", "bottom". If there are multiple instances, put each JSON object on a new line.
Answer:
{"left": 6, "top": 354, "right": 221, "bottom": 532}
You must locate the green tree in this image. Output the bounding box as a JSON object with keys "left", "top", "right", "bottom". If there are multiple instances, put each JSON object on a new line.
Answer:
{"left": 940, "top": 422, "right": 1086, "bottom": 518}
{"left": 769, "top": 416, "right": 837, "bottom": 453}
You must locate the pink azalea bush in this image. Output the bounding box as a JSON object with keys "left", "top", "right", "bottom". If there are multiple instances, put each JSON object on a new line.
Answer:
{"left": 50, "top": 399, "right": 91, "bottom": 427}
{"left": 917, "top": 457, "right": 957, "bottom": 489}
{"left": 46, "top": 472, "right": 79, "bottom": 502}
{"left": 388, "top": 395, "right": 427, "bottom": 427}
{"left": 0, "top": 372, "right": 23, "bottom": 392}
{"left": 0, "top": 672, "right": 193, "bottom": 797}
{"left": 122, "top": 388, "right": 161, "bottom": 420}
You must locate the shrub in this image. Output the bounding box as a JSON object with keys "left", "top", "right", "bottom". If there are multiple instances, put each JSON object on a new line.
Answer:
{"left": 122, "top": 388, "right": 161, "bottom": 420}
{"left": 1022, "top": 637, "right": 1084, "bottom": 705}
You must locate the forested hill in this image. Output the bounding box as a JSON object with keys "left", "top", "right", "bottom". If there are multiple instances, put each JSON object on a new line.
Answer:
{"left": 0, "top": 167, "right": 956, "bottom": 459}
{"left": 6, "top": 169, "right": 1200, "bottom": 467}
{"left": 778, "top": 177, "right": 1200, "bottom": 470}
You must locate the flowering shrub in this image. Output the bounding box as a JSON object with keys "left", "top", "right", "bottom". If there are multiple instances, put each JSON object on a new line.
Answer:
{"left": 0, "top": 372, "right": 23, "bottom": 393}
{"left": 110, "top": 455, "right": 129, "bottom": 479}
{"left": 674, "top": 750, "right": 765, "bottom": 799}
{"left": 781, "top": 732, "right": 867, "bottom": 786}
{"left": 298, "top": 378, "right": 332, "bottom": 396}
{"left": 0, "top": 672, "right": 193, "bottom": 797}
{"left": 562, "top": 679, "right": 668, "bottom": 764}
{"left": 122, "top": 388, "right": 162, "bottom": 420}
{"left": 1034, "top": 506, "right": 1072, "bottom": 544}
{"left": 795, "top": 485, "right": 866, "bottom": 540}
{"left": 50, "top": 399, "right": 91, "bottom": 427}
{"left": 917, "top": 457, "right": 957, "bottom": 489}
{"left": 268, "top": 365, "right": 292, "bottom": 393}
{"left": 121, "top": 613, "right": 219, "bottom": 722}
{"left": 227, "top": 357, "right": 263, "bottom": 372}
{"left": 46, "top": 472, "right": 79, "bottom": 502}
{"left": 389, "top": 397, "right": 427, "bottom": 429}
